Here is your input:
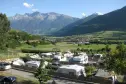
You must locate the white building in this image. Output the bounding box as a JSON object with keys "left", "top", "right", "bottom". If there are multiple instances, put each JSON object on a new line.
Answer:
{"left": 57, "top": 64, "right": 86, "bottom": 77}
{"left": 70, "top": 53, "right": 88, "bottom": 64}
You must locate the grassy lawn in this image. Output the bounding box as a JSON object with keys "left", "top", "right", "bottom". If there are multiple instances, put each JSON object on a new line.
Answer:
{"left": 0, "top": 72, "right": 39, "bottom": 84}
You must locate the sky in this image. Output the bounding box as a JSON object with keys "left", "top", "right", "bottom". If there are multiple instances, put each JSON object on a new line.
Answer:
{"left": 0, "top": 0, "right": 126, "bottom": 18}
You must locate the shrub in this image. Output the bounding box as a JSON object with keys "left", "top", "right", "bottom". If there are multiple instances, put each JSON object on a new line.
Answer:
{"left": 85, "top": 66, "right": 96, "bottom": 76}
{"left": 21, "top": 49, "right": 60, "bottom": 53}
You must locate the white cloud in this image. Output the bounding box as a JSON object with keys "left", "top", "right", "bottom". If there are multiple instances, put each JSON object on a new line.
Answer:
{"left": 95, "top": 12, "right": 103, "bottom": 15}
{"left": 82, "top": 13, "right": 86, "bottom": 17}
{"left": 32, "top": 8, "right": 39, "bottom": 12}
{"left": 23, "top": 2, "right": 34, "bottom": 8}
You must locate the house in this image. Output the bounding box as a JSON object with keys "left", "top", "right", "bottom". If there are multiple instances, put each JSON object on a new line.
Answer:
{"left": 12, "top": 58, "right": 25, "bottom": 66}
{"left": 26, "top": 61, "right": 48, "bottom": 68}
{"left": 69, "top": 53, "right": 88, "bottom": 64}
{"left": 57, "top": 64, "right": 86, "bottom": 77}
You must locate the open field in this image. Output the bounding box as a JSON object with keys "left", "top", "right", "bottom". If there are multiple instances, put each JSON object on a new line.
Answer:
{"left": 0, "top": 49, "right": 28, "bottom": 60}
{"left": 0, "top": 71, "right": 38, "bottom": 84}
{"left": 16, "top": 42, "right": 118, "bottom": 51}
{"left": 0, "top": 42, "right": 124, "bottom": 59}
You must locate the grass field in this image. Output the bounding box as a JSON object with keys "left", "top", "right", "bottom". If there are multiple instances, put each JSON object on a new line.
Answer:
{"left": 0, "top": 42, "right": 123, "bottom": 59}
{"left": 0, "top": 72, "right": 38, "bottom": 84}
{"left": 0, "top": 49, "right": 28, "bottom": 60}
{"left": 16, "top": 42, "right": 118, "bottom": 51}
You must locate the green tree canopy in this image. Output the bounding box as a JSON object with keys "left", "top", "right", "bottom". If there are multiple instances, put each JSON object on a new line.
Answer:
{"left": 34, "top": 59, "right": 51, "bottom": 84}
{"left": 0, "top": 13, "right": 10, "bottom": 50}
{"left": 105, "top": 44, "right": 126, "bottom": 74}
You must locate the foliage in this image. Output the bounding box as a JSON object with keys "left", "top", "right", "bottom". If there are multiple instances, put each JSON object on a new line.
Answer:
{"left": 34, "top": 59, "right": 51, "bottom": 84}
{"left": 105, "top": 44, "right": 126, "bottom": 74}
{"left": 58, "top": 6, "right": 126, "bottom": 36}
{"left": 85, "top": 66, "right": 96, "bottom": 76}
{"left": 39, "top": 40, "right": 51, "bottom": 45}
{"left": 0, "top": 13, "right": 10, "bottom": 50}
{"left": 20, "top": 56, "right": 31, "bottom": 62}
{"left": 21, "top": 49, "right": 60, "bottom": 53}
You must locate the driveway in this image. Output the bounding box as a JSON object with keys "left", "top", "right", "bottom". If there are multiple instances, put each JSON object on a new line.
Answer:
{"left": 6, "top": 69, "right": 37, "bottom": 80}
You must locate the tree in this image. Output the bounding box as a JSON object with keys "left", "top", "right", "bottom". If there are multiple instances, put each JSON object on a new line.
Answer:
{"left": 0, "top": 13, "right": 10, "bottom": 50}
{"left": 105, "top": 44, "right": 126, "bottom": 74}
{"left": 34, "top": 59, "right": 51, "bottom": 84}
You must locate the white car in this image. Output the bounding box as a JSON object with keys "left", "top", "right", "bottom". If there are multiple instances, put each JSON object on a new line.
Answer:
{"left": 0, "top": 62, "right": 11, "bottom": 70}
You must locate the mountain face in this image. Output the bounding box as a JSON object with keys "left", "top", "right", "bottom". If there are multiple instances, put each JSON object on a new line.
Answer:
{"left": 57, "top": 6, "right": 126, "bottom": 36}
{"left": 9, "top": 12, "right": 79, "bottom": 35}
{"left": 54, "top": 13, "right": 101, "bottom": 36}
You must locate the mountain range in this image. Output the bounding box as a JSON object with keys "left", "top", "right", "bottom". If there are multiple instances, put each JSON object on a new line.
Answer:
{"left": 9, "top": 12, "right": 79, "bottom": 35}
{"left": 53, "top": 12, "right": 101, "bottom": 36}
{"left": 9, "top": 6, "right": 126, "bottom": 36}
{"left": 57, "top": 6, "right": 126, "bottom": 36}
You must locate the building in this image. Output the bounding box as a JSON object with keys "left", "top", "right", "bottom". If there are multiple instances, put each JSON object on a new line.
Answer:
{"left": 57, "top": 64, "right": 86, "bottom": 77}
{"left": 69, "top": 53, "right": 88, "bottom": 64}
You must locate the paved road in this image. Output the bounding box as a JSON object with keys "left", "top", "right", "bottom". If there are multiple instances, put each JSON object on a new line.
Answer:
{"left": 6, "top": 69, "right": 37, "bottom": 80}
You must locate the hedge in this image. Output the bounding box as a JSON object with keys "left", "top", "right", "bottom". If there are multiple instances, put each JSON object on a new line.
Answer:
{"left": 21, "top": 49, "right": 60, "bottom": 53}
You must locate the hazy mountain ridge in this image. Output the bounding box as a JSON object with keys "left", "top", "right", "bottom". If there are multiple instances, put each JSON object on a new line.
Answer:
{"left": 9, "top": 12, "right": 79, "bottom": 35}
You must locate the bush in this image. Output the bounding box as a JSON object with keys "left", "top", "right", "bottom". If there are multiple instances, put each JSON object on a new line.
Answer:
{"left": 85, "top": 66, "right": 96, "bottom": 76}
{"left": 20, "top": 56, "right": 31, "bottom": 62}
{"left": 39, "top": 40, "right": 51, "bottom": 45}
{"left": 21, "top": 49, "right": 60, "bottom": 53}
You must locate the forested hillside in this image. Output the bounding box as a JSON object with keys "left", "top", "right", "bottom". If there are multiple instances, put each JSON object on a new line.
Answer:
{"left": 58, "top": 6, "right": 126, "bottom": 36}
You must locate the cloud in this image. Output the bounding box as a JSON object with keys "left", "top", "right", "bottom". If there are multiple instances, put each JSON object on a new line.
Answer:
{"left": 32, "top": 8, "right": 39, "bottom": 12}
{"left": 95, "top": 12, "right": 103, "bottom": 15}
{"left": 82, "top": 13, "right": 86, "bottom": 17}
{"left": 23, "top": 2, "right": 34, "bottom": 8}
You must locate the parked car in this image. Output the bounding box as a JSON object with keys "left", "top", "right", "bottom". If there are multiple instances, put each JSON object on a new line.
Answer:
{"left": 0, "top": 62, "right": 11, "bottom": 70}
{"left": 0, "top": 76, "right": 17, "bottom": 84}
